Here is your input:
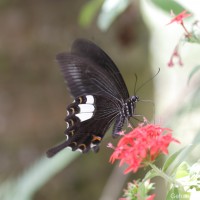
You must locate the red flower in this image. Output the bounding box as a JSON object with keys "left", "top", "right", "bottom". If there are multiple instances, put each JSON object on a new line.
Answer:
{"left": 108, "top": 123, "right": 179, "bottom": 174}
{"left": 167, "top": 10, "right": 191, "bottom": 25}
{"left": 146, "top": 194, "right": 156, "bottom": 200}
{"left": 167, "top": 10, "right": 191, "bottom": 37}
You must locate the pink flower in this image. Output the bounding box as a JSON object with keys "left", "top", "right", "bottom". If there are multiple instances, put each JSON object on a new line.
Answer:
{"left": 168, "top": 44, "right": 183, "bottom": 67}
{"left": 167, "top": 10, "right": 191, "bottom": 25}
{"left": 146, "top": 194, "right": 156, "bottom": 200}
{"left": 167, "top": 10, "right": 191, "bottom": 37}
{"left": 108, "top": 123, "right": 179, "bottom": 174}
{"left": 167, "top": 10, "right": 192, "bottom": 67}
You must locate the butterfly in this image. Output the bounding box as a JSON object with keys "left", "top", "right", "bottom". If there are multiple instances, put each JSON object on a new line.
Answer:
{"left": 46, "top": 38, "right": 139, "bottom": 157}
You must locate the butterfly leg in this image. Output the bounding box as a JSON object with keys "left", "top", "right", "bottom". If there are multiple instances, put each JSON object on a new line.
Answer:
{"left": 112, "top": 115, "right": 126, "bottom": 138}
{"left": 132, "top": 114, "right": 146, "bottom": 122}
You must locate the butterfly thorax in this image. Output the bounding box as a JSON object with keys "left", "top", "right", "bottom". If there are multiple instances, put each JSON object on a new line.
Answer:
{"left": 123, "top": 96, "right": 139, "bottom": 117}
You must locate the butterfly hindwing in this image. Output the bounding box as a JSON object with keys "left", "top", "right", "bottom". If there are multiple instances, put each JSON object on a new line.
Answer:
{"left": 46, "top": 95, "right": 120, "bottom": 157}
{"left": 67, "top": 95, "right": 119, "bottom": 150}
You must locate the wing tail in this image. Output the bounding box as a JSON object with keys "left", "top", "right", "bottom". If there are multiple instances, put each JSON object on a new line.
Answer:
{"left": 46, "top": 140, "right": 69, "bottom": 158}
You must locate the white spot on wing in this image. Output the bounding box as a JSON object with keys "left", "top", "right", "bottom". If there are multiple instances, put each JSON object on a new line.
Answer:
{"left": 75, "top": 100, "right": 95, "bottom": 121}
{"left": 86, "top": 95, "right": 94, "bottom": 104}
{"left": 76, "top": 148, "right": 83, "bottom": 153}
{"left": 67, "top": 147, "right": 72, "bottom": 151}
{"left": 78, "top": 104, "right": 95, "bottom": 112}
{"left": 66, "top": 122, "right": 69, "bottom": 128}
{"left": 90, "top": 143, "right": 97, "bottom": 148}
{"left": 66, "top": 135, "right": 69, "bottom": 141}
{"left": 75, "top": 113, "right": 93, "bottom": 121}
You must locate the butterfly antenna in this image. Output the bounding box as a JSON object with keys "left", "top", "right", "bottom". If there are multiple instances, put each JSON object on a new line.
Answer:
{"left": 135, "top": 68, "right": 160, "bottom": 94}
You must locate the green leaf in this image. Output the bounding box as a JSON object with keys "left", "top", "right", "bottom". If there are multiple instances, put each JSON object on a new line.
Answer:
{"left": 185, "top": 34, "right": 200, "bottom": 44}
{"left": 97, "top": 0, "right": 131, "bottom": 31}
{"left": 162, "top": 148, "right": 185, "bottom": 173}
{"left": 165, "top": 139, "right": 200, "bottom": 176}
{"left": 184, "top": 22, "right": 200, "bottom": 44}
{"left": 138, "top": 183, "right": 146, "bottom": 198}
{"left": 175, "top": 162, "right": 190, "bottom": 179}
{"left": 150, "top": 0, "right": 189, "bottom": 15}
{"left": 166, "top": 187, "right": 180, "bottom": 200}
{"left": 0, "top": 150, "right": 79, "bottom": 200}
{"left": 187, "top": 65, "right": 200, "bottom": 85}
{"left": 79, "top": 0, "right": 104, "bottom": 28}
{"left": 166, "top": 187, "right": 190, "bottom": 200}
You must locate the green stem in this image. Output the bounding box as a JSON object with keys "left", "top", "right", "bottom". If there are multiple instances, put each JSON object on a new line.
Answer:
{"left": 149, "top": 163, "right": 183, "bottom": 188}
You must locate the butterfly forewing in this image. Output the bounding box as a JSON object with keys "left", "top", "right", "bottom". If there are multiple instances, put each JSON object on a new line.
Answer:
{"left": 71, "top": 39, "right": 129, "bottom": 100}
{"left": 47, "top": 39, "right": 131, "bottom": 157}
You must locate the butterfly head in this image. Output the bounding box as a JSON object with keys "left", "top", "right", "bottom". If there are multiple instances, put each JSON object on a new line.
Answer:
{"left": 130, "top": 95, "right": 139, "bottom": 102}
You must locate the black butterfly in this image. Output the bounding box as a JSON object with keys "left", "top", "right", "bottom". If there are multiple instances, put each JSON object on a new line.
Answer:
{"left": 46, "top": 38, "right": 139, "bottom": 157}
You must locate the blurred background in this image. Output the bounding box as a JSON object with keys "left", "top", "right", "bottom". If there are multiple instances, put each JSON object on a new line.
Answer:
{"left": 0, "top": 0, "right": 200, "bottom": 200}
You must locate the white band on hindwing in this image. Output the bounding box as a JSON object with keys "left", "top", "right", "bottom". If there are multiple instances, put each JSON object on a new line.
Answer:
{"left": 75, "top": 113, "right": 93, "bottom": 122}
{"left": 86, "top": 95, "right": 95, "bottom": 104}
{"left": 66, "top": 95, "right": 95, "bottom": 123}
{"left": 78, "top": 104, "right": 95, "bottom": 112}
{"left": 75, "top": 95, "right": 95, "bottom": 122}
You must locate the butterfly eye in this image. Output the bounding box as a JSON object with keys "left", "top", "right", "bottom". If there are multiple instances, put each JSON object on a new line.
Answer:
{"left": 131, "top": 96, "right": 139, "bottom": 102}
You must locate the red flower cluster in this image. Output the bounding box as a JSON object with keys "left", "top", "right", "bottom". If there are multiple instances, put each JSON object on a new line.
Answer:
{"left": 108, "top": 124, "right": 179, "bottom": 174}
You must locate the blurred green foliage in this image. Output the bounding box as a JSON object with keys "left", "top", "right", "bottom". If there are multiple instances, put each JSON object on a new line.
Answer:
{"left": 150, "top": 0, "right": 187, "bottom": 14}
{"left": 79, "top": 0, "right": 104, "bottom": 28}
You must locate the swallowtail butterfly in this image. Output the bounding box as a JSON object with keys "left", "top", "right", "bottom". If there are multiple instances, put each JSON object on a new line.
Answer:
{"left": 46, "top": 39, "right": 139, "bottom": 157}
